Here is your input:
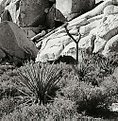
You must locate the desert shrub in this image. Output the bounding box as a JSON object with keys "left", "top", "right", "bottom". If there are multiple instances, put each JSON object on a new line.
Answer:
{"left": 106, "top": 52, "right": 118, "bottom": 67}
{"left": 72, "top": 58, "right": 95, "bottom": 82}
{"left": 0, "top": 57, "right": 118, "bottom": 120}
{"left": 0, "top": 64, "right": 15, "bottom": 76}
{"left": 0, "top": 98, "right": 16, "bottom": 118}
{"left": 72, "top": 52, "right": 118, "bottom": 86}
{"left": 100, "top": 76, "right": 118, "bottom": 104}
{"left": 58, "top": 74, "right": 118, "bottom": 117}
{"left": 57, "top": 64, "right": 78, "bottom": 88}
{"left": 0, "top": 83, "right": 14, "bottom": 100}
{"left": 0, "top": 81, "right": 18, "bottom": 99}
{"left": 0, "top": 68, "right": 21, "bottom": 99}
{"left": 16, "top": 62, "right": 64, "bottom": 105}
{"left": 91, "top": 53, "right": 118, "bottom": 76}
{"left": 1, "top": 97, "right": 77, "bottom": 121}
{"left": 49, "top": 96, "right": 77, "bottom": 120}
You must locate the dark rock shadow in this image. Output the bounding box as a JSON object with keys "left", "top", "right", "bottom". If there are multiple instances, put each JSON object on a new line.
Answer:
{"left": 48, "top": 55, "right": 77, "bottom": 64}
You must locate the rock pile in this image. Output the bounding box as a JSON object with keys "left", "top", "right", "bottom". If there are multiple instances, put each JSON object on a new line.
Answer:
{"left": 1, "top": 0, "right": 118, "bottom": 64}
{"left": 35, "top": 0, "right": 118, "bottom": 62}
{"left": 0, "top": 0, "right": 96, "bottom": 39}
{"left": 0, "top": 0, "right": 64, "bottom": 38}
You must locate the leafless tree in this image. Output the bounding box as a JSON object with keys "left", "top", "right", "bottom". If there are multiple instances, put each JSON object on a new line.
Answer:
{"left": 64, "top": 23, "right": 81, "bottom": 63}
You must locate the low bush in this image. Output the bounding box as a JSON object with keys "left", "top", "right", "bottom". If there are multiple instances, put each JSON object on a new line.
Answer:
{"left": 16, "top": 62, "right": 64, "bottom": 105}
{"left": 59, "top": 75, "right": 118, "bottom": 118}
{"left": 1, "top": 98, "right": 77, "bottom": 121}
{"left": 0, "top": 98, "right": 16, "bottom": 118}
{"left": 0, "top": 52, "right": 118, "bottom": 120}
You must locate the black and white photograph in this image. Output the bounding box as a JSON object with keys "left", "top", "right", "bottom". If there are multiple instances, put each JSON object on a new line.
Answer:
{"left": 0, "top": 0, "right": 118, "bottom": 120}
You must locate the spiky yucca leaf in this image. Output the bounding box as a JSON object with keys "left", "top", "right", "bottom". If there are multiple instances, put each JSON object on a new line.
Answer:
{"left": 17, "top": 62, "right": 63, "bottom": 105}
{"left": 72, "top": 58, "right": 94, "bottom": 82}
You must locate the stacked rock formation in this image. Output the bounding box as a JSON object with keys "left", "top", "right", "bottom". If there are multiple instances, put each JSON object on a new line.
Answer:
{"left": 36, "top": 0, "right": 118, "bottom": 62}
{"left": 0, "top": 0, "right": 96, "bottom": 39}
{"left": 1, "top": 0, "right": 49, "bottom": 26}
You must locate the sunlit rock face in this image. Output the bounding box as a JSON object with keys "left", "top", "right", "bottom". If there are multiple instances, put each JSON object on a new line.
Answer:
{"left": 56, "top": 0, "right": 95, "bottom": 20}
{"left": 56, "top": 0, "right": 72, "bottom": 18}
{"left": 36, "top": 0, "right": 118, "bottom": 62}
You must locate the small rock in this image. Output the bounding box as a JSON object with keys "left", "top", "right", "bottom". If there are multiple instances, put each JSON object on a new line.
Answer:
{"left": 109, "top": 103, "right": 118, "bottom": 112}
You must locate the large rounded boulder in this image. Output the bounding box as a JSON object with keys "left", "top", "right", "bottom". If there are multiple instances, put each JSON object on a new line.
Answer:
{"left": 0, "top": 21, "right": 38, "bottom": 64}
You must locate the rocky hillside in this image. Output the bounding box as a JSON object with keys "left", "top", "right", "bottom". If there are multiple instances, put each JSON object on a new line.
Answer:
{"left": 35, "top": 0, "right": 118, "bottom": 62}
{"left": 0, "top": 0, "right": 118, "bottom": 64}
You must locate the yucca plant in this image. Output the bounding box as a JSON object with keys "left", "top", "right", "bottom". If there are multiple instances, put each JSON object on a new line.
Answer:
{"left": 16, "top": 62, "right": 63, "bottom": 105}
{"left": 72, "top": 56, "right": 95, "bottom": 82}
{"left": 91, "top": 53, "right": 117, "bottom": 76}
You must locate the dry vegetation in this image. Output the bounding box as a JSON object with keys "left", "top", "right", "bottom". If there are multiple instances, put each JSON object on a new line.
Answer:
{"left": 0, "top": 52, "right": 118, "bottom": 121}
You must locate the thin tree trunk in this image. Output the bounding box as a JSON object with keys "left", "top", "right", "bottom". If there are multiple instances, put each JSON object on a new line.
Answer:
{"left": 76, "top": 42, "right": 79, "bottom": 63}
